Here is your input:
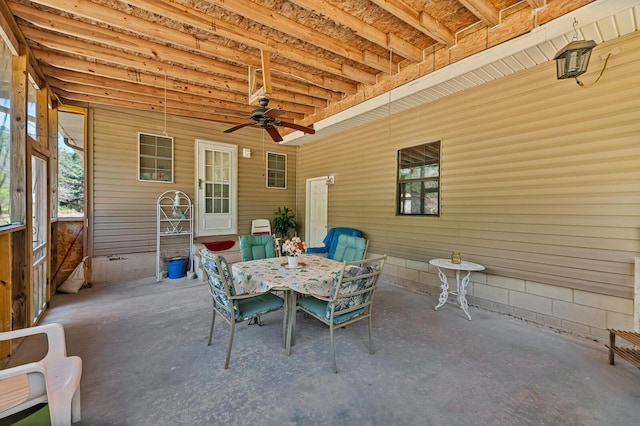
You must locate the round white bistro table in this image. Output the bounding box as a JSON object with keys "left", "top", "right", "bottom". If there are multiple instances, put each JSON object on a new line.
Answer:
{"left": 429, "top": 258, "right": 485, "bottom": 320}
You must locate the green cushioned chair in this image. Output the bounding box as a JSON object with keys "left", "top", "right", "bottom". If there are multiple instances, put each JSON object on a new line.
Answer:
{"left": 332, "top": 234, "right": 368, "bottom": 262}
{"left": 297, "top": 255, "right": 386, "bottom": 373}
{"left": 200, "top": 249, "right": 284, "bottom": 369}
{"left": 239, "top": 234, "right": 277, "bottom": 261}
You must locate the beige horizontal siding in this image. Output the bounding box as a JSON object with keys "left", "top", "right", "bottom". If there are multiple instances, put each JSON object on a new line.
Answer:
{"left": 298, "top": 31, "right": 640, "bottom": 299}
{"left": 90, "top": 105, "right": 296, "bottom": 257}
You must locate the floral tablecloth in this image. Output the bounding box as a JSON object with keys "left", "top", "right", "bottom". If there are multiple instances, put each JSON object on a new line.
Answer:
{"left": 231, "top": 254, "right": 343, "bottom": 297}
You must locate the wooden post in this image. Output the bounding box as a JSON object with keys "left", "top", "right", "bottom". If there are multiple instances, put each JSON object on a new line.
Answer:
{"left": 0, "top": 233, "right": 11, "bottom": 356}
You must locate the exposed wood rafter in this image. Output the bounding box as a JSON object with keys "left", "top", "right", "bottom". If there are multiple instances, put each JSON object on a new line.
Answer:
{"left": 2, "top": 0, "right": 593, "bottom": 132}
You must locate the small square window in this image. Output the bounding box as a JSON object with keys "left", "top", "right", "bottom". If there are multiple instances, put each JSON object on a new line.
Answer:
{"left": 138, "top": 132, "right": 174, "bottom": 182}
{"left": 266, "top": 152, "right": 287, "bottom": 189}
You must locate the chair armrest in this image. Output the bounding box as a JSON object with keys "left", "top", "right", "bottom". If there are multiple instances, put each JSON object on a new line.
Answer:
{"left": 0, "top": 323, "right": 69, "bottom": 360}
{"left": 230, "top": 291, "right": 279, "bottom": 301}
{"left": 300, "top": 293, "right": 331, "bottom": 302}
{"left": 0, "top": 362, "right": 45, "bottom": 381}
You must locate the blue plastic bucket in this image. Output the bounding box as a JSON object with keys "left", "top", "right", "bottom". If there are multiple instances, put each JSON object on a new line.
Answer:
{"left": 167, "top": 258, "right": 187, "bottom": 279}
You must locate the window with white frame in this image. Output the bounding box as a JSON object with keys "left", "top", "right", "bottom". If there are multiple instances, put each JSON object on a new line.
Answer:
{"left": 138, "top": 132, "right": 173, "bottom": 182}
{"left": 397, "top": 141, "right": 441, "bottom": 216}
{"left": 266, "top": 152, "right": 287, "bottom": 189}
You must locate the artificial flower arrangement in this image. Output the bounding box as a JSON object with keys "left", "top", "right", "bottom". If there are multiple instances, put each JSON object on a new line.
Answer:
{"left": 282, "top": 236, "right": 307, "bottom": 257}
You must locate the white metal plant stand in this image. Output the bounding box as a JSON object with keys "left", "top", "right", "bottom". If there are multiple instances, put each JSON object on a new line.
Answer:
{"left": 430, "top": 258, "right": 485, "bottom": 320}
{"left": 156, "top": 190, "right": 193, "bottom": 281}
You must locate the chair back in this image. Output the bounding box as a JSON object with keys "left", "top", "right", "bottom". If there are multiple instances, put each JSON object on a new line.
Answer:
{"left": 332, "top": 234, "right": 368, "bottom": 262}
{"left": 307, "top": 227, "right": 362, "bottom": 258}
{"left": 251, "top": 219, "right": 272, "bottom": 235}
{"left": 327, "top": 256, "right": 386, "bottom": 321}
{"left": 239, "top": 234, "right": 277, "bottom": 261}
{"left": 200, "top": 249, "right": 237, "bottom": 319}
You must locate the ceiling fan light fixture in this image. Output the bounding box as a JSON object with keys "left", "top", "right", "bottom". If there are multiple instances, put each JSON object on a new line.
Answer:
{"left": 553, "top": 39, "right": 596, "bottom": 79}
{"left": 222, "top": 95, "right": 315, "bottom": 142}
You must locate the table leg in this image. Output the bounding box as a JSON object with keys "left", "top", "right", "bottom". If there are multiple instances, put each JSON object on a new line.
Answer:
{"left": 285, "top": 290, "right": 297, "bottom": 356}
{"left": 457, "top": 270, "right": 472, "bottom": 321}
{"left": 434, "top": 268, "right": 450, "bottom": 311}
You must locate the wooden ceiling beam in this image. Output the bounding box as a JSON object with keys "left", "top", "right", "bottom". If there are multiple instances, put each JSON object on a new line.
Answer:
{"left": 41, "top": 65, "right": 313, "bottom": 118}
{"left": 457, "top": 0, "right": 501, "bottom": 27}
{"left": 20, "top": 27, "right": 353, "bottom": 106}
{"left": 32, "top": 47, "right": 333, "bottom": 107}
{"left": 287, "top": 0, "right": 423, "bottom": 62}
{"left": 205, "top": 0, "right": 392, "bottom": 73}
{"left": 370, "top": 0, "right": 455, "bottom": 46}
{"left": 48, "top": 76, "right": 306, "bottom": 121}
{"left": 11, "top": 1, "right": 361, "bottom": 93}
{"left": 122, "top": 0, "right": 384, "bottom": 77}
{"left": 527, "top": 0, "right": 547, "bottom": 8}
{"left": 52, "top": 87, "right": 249, "bottom": 124}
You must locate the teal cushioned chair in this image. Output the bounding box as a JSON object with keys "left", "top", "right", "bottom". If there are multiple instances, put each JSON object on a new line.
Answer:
{"left": 332, "top": 234, "right": 368, "bottom": 262}
{"left": 200, "top": 249, "right": 284, "bottom": 369}
{"left": 239, "top": 234, "right": 277, "bottom": 261}
{"left": 297, "top": 255, "right": 386, "bottom": 373}
{"left": 306, "top": 227, "right": 362, "bottom": 259}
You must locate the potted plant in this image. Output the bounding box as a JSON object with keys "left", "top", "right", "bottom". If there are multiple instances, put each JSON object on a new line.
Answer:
{"left": 273, "top": 207, "right": 296, "bottom": 240}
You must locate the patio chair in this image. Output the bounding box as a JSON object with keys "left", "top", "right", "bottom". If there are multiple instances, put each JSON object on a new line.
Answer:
{"left": 0, "top": 323, "right": 82, "bottom": 425}
{"left": 200, "top": 250, "right": 284, "bottom": 369}
{"left": 251, "top": 219, "right": 272, "bottom": 235}
{"left": 306, "top": 227, "right": 362, "bottom": 259}
{"left": 297, "top": 255, "right": 386, "bottom": 373}
{"left": 332, "top": 234, "right": 368, "bottom": 262}
{"left": 239, "top": 234, "right": 277, "bottom": 261}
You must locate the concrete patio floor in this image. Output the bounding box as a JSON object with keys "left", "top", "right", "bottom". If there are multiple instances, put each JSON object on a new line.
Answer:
{"left": 5, "top": 275, "right": 639, "bottom": 425}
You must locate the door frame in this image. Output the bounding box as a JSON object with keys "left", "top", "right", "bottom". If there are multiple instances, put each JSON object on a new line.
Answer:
{"left": 195, "top": 139, "right": 238, "bottom": 236}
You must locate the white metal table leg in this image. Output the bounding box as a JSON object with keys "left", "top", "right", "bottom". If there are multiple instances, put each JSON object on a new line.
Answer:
{"left": 434, "top": 268, "right": 450, "bottom": 311}
{"left": 457, "top": 270, "right": 472, "bottom": 321}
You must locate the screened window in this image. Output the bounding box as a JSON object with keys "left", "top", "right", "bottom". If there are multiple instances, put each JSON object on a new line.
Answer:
{"left": 57, "top": 110, "right": 85, "bottom": 217}
{"left": 0, "top": 38, "right": 11, "bottom": 226}
{"left": 397, "top": 141, "right": 441, "bottom": 216}
{"left": 266, "top": 152, "right": 286, "bottom": 189}
{"left": 27, "top": 78, "right": 37, "bottom": 140}
{"left": 138, "top": 132, "right": 173, "bottom": 182}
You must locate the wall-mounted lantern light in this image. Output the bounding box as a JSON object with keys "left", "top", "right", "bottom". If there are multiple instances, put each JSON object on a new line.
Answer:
{"left": 553, "top": 18, "right": 596, "bottom": 84}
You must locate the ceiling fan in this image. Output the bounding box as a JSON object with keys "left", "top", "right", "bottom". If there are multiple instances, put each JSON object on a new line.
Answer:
{"left": 222, "top": 96, "right": 315, "bottom": 142}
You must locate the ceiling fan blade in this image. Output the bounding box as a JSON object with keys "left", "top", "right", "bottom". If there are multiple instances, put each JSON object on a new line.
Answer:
{"left": 277, "top": 121, "right": 316, "bottom": 135}
{"left": 265, "top": 125, "right": 283, "bottom": 142}
{"left": 263, "top": 108, "right": 285, "bottom": 119}
{"left": 224, "top": 122, "right": 257, "bottom": 133}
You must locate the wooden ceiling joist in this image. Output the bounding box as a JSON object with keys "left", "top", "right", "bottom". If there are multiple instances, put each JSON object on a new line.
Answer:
{"left": 370, "top": 0, "right": 456, "bottom": 46}
{"left": 4, "top": 0, "right": 592, "bottom": 130}
{"left": 458, "top": 0, "right": 501, "bottom": 27}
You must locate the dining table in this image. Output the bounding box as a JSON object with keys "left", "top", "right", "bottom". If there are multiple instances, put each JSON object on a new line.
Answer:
{"left": 231, "top": 253, "right": 344, "bottom": 355}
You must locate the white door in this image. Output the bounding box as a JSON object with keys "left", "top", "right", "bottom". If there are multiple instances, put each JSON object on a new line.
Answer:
{"left": 305, "top": 176, "right": 328, "bottom": 247}
{"left": 196, "top": 140, "right": 237, "bottom": 236}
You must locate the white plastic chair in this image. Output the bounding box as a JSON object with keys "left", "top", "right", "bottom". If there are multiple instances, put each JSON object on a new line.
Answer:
{"left": 0, "top": 323, "right": 82, "bottom": 425}
{"left": 251, "top": 219, "right": 281, "bottom": 255}
{"left": 251, "top": 219, "right": 271, "bottom": 235}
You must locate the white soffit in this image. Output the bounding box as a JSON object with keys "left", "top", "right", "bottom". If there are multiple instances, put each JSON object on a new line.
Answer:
{"left": 283, "top": 0, "right": 640, "bottom": 145}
